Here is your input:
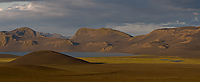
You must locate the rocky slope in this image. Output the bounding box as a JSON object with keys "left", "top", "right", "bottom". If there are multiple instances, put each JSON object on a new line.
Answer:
{"left": 0, "top": 27, "right": 74, "bottom": 52}
{"left": 124, "top": 26, "right": 200, "bottom": 57}
{"left": 7, "top": 27, "right": 36, "bottom": 38}
{"left": 71, "top": 27, "right": 132, "bottom": 42}
{"left": 70, "top": 28, "right": 133, "bottom": 52}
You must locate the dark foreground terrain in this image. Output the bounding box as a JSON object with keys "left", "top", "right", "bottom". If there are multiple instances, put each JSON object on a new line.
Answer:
{"left": 0, "top": 50, "right": 200, "bottom": 82}
{"left": 0, "top": 64, "right": 200, "bottom": 82}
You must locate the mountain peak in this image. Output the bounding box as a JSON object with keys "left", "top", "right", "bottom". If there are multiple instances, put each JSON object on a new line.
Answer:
{"left": 71, "top": 27, "right": 132, "bottom": 42}
{"left": 8, "top": 27, "right": 36, "bottom": 37}
{"left": 74, "top": 27, "right": 132, "bottom": 37}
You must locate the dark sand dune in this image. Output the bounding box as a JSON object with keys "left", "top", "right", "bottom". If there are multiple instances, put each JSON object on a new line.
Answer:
{"left": 0, "top": 54, "right": 19, "bottom": 58}
{"left": 9, "top": 50, "right": 90, "bottom": 65}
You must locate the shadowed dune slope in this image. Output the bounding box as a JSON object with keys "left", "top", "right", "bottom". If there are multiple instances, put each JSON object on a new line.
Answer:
{"left": 9, "top": 50, "right": 90, "bottom": 65}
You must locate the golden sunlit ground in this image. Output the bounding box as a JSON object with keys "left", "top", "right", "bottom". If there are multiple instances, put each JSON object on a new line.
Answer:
{"left": 79, "top": 55, "right": 200, "bottom": 64}
{"left": 0, "top": 55, "right": 200, "bottom": 82}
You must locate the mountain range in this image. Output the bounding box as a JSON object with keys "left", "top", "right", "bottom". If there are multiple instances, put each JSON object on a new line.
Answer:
{"left": 1, "top": 26, "right": 200, "bottom": 58}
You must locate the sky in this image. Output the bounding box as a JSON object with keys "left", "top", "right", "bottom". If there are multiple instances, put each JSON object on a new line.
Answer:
{"left": 0, "top": 0, "right": 200, "bottom": 36}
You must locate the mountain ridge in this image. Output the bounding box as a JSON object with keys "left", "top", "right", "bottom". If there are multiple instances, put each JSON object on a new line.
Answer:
{"left": 6, "top": 27, "right": 37, "bottom": 38}
{"left": 71, "top": 27, "right": 132, "bottom": 42}
{"left": 1, "top": 26, "right": 200, "bottom": 58}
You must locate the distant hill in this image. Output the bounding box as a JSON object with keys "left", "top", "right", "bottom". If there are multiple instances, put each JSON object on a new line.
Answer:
{"left": 71, "top": 28, "right": 132, "bottom": 42}
{"left": 9, "top": 50, "right": 90, "bottom": 65}
{"left": 36, "top": 32, "right": 70, "bottom": 39}
{"left": 1, "top": 26, "right": 200, "bottom": 58}
{"left": 0, "top": 27, "right": 74, "bottom": 52}
{"left": 124, "top": 26, "right": 200, "bottom": 57}
{"left": 70, "top": 28, "right": 133, "bottom": 52}
{"left": 6, "top": 27, "right": 36, "bottom": 38}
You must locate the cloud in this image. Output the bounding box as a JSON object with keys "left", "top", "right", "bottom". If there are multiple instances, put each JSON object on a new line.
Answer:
{"left": 6, "top": 3, "right": 34, "bottom": 11}
{"left": 0, "top": 8, "right": 3, "bottom": 11}
{"left": 107, "top": 23, "right": 160, "bottom": 36}
{"left": 195, "top": 17, "right": 199, "bottom": 21}
{"left": 160, "top": 21, "right": 186, "bottom": 26}
{"left": 159, "top": 0, "right": 200, "bottom": 9}
{"left": 0, "top": 0, "right": 200, "bottom": 36}
{"left": 108, "top": 21, "right": 191, "bottom": 36}
{"left": 194, "top": 12, "right": 199, "bottom": 15}
{"left": 0, "top": 0, "right": 41, "bottom": 2}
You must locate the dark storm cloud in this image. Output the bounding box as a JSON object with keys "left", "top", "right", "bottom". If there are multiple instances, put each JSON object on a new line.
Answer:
{"left": 0, "top": 0, "right": 41, "bottom": 2}
{"left": 43, "top": 0, "right": 198, "bottom": 24}
{"left": 0, "top": 0, "right": 200, "bottom": 35}
{"left": 157, "top": 0, "right": 200, "bottom": 9}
